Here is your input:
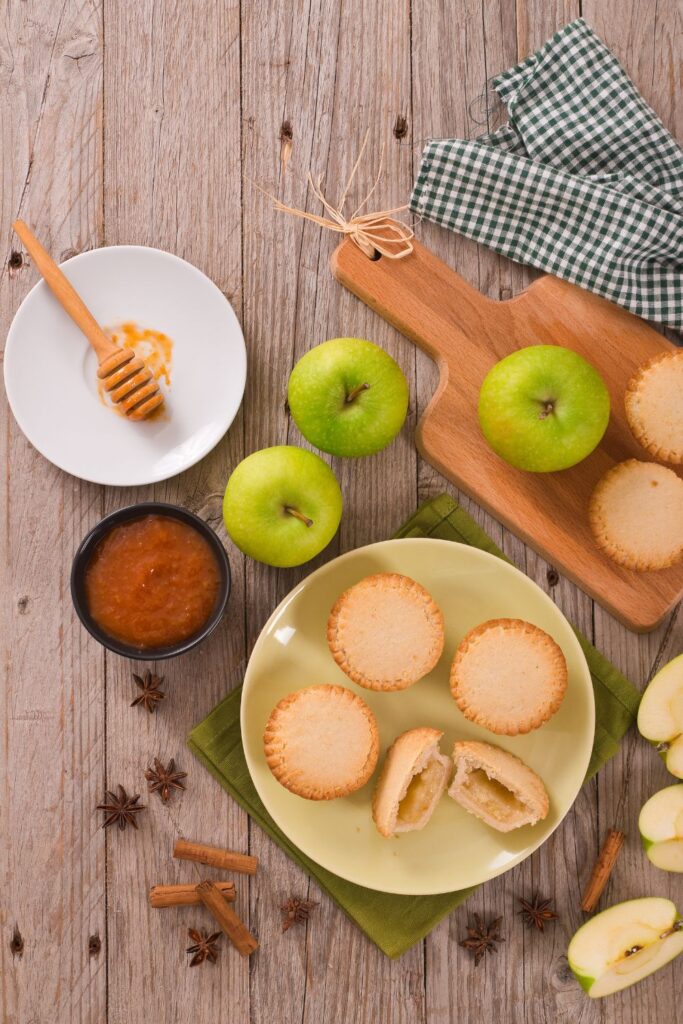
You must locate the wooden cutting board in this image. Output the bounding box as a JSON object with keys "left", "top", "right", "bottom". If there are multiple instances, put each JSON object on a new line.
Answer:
{"left": 331, "top": 229, "right": 683, "bottom": 632}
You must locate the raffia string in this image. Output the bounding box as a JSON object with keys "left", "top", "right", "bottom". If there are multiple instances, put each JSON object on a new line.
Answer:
{"left": 255, "top": 130, "right": 414, "bottom": 260}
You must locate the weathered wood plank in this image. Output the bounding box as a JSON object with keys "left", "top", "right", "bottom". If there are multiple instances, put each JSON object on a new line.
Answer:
{"left": 586, "top": 0, "right": 683, "bottom": 145}
{"left": 102, "top": 2, "right": 248, "bottom": 1022}
{"left": 413, "top": 4, "right": 600, "bottom": 1023}
{"left": 0, "top": 3, "right": 105, "bottom": 1023}
{"left": 509, "top": 10, "right": 600, "bottom": 1022}
{"left": 1, "top": 2, "right": 680, "bottom": 1022}
{"left": 241, "top": 2, "right": 424, "bottom": 1022}
{"left": 582, "top": 2, "right": 683, "bottom": 1020}
{"left": 499, "top": 6, "right": 593, "bottom": 1015}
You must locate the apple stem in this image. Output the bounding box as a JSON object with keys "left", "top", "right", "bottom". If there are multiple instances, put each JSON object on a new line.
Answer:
{"left": 284, "top": 505, "right": 313, "bottom": 528}
{"left": 345, "top": 382, "right": 371, "bottom": 404}
{"left": 538, "top": 400, "right": 555, "bottom": 420}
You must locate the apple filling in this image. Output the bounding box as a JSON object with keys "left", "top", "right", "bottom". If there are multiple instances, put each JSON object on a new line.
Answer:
{"left": 460, "top": 769, "right": 527, "bottom": 823}
{"left": 397, "top": 759, "right": 444, "bottom": 826}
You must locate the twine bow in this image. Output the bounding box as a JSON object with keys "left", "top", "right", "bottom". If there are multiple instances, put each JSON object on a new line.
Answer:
{"left": 256, "top": 131, "right": 414, "bottom": 260}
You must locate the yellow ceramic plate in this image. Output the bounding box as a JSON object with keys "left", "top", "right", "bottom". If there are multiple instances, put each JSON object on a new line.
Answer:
{"left": 241, "top": 539, "right": 594, "bottom": 894}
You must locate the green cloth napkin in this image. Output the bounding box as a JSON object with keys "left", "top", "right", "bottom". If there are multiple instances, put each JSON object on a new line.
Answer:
{"left": 410, "top": 18, "right": 683, "bottom": 331}
{"left": 188, "top": 493, "right": 640, "bottom": 959}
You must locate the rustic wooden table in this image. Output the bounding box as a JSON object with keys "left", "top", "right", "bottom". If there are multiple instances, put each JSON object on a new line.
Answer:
{"left": 2, "top": 2, "right": 681, "bottom": 1022}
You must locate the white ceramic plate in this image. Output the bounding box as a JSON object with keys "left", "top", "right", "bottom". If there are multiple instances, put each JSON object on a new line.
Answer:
{"left": 4, "top": 246, "right": 246, "bottom": 486}
{"left": 241, "top": 539, "right": 595, "bottom": 895}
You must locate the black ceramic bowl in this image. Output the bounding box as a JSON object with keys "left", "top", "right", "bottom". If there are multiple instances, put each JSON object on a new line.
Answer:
{"left": 71, "top": 502, "right": 231, "bottom": 660}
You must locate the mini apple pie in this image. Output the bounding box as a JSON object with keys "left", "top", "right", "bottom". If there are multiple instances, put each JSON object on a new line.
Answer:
{"left": 372, "top": 727, "right": 451, "bottom": 837}
{"left": 450, "top": 618, "right": 567, "bottom": 734}
{"left": 263, "top": 684, "right": 379, "bottom": 800}
{"left": 448, "top": 740, "right": 549, "bottom": 832}
{"left": 625, "top": 350, "right": 683, "bottom": 464}
{"left": 589, "top": 459, "right": 683, "bottom": 571}
{"left": 327, "top": 573, "right": 445, "bottom": 691}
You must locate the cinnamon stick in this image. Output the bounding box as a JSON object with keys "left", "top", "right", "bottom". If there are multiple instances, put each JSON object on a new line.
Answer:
{"left": 195, "top": 880, "right": 258, "bottom": 957}
{"left": 173, "top": 837, "right": 258, "bottom": 875}
{"left": 149, "top": 881, "right": 236, "bottom": 908}
{"left": 581, "top": 829, "right": 625, "bottom": 912}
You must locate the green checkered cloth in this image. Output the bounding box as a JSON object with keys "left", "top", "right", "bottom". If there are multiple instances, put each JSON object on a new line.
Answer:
{"left": 189, "top": 494, "right": 641, "bottom": 958}
{"left": 410, "top": 18, "right": 683, "bottom": 330}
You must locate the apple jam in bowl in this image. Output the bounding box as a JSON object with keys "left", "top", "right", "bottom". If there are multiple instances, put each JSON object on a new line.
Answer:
{"left": 71, "top": 503, "right": 230, "bottom": 659}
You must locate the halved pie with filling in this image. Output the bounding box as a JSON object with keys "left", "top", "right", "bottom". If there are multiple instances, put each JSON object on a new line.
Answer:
{"left": 372, "top": 727, "right": 451, "bottom": 837}
{"left": 448, "top": 740, "right": 549, "bottom": 832}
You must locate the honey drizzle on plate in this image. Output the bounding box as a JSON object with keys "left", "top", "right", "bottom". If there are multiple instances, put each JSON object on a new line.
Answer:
{"left": 97, "top": 321, "right": 173, "bottom": 419}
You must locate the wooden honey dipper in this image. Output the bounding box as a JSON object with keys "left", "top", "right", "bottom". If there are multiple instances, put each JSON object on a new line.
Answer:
{"left": 13, "top": 220, "right": 164, "bottom": 420}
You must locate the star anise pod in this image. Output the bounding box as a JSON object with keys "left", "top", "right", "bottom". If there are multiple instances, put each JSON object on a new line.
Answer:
{"left": 96, "top": 785, "right": 145, "bottom": 830}
{"left": 186, "top": 928, "right": 221, "bottom": 966}
{"left": 518, "top": 895, "right": 558, "bottom": 932}
{"left": 459, "top": 913, "right": 504, "bottom": 965}
{"left": 130, "top": 671, "right": 165, "bottom": 713}
{"left": 280, "top": 897, "right": 318, "bottom": 932}
{"left": 144, "top": 758, "right": 187, "bottom": 802}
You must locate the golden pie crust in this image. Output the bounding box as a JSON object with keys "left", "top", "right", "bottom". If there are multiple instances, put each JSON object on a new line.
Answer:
{"left": 263, "top": 684, "right": 379, "bottom": 800}
{"left": 327, "top": 573, "right": 445, "bottom": 691}
{"left": 450, "top": 618, "right": 567, "bottom": 735}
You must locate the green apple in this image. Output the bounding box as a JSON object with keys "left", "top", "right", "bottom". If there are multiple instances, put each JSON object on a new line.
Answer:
{"left": 568, "top": 897, "right": 683, "bottom": 998}
{"left": 478, "top": 345, "right": 610, "bottom": 471}
{"left": 638, "top": 653, "right": 683, "bottom": 779}
{"left": 287, "top": 337, "right": 409, "bottom": 457}
{"left": 639, "top": 785, "right": 683, "bottom": 872}
{"left": 223, "top": 446, "right": 342, "bottom": 567}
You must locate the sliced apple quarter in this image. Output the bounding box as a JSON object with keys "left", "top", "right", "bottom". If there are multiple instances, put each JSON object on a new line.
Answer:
{"left": 639, "top": 785, "right": 683, "bottom": 872}
{"left": 568, "top": 897, "right": 683, "bottom": 998}
{"left": 637, "top": 653, "right": 683, "bottom": 779}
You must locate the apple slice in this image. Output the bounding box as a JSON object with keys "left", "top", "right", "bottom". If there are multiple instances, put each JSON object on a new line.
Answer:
{"left": 639, "top": 785, "right": 683, "bottom": 872}
{"left": 567, "top": 897, "right": 683, "bottom": 997}
{"left": 637, "top": 653, "right": 683, "bottom": 779}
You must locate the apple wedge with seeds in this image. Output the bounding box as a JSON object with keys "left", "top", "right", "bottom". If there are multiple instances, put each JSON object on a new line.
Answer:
{"left": 568, "top": 897, "right": 683, "bottom": 998}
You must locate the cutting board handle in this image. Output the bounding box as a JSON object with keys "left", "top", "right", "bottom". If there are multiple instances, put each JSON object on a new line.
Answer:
{"left": 331, "top": 226, "right": 497, "bottom": 365}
